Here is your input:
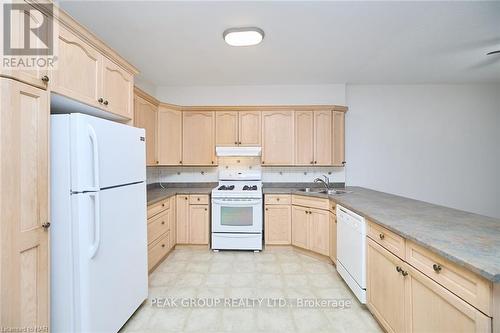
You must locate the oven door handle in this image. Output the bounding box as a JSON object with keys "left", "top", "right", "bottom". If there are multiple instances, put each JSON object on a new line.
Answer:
{"left": 212, "top": 199, "right": 262, "bottom": 206}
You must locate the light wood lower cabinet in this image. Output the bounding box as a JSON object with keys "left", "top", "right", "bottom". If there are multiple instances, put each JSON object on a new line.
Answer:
{"left": 329, "top": 211, "right": 337, "bottom": 264}
{"left": 0, "top": 79, "right": 49, "bottom": 329}
{"left": 367, "top": 238, "right": 406, "bottom": 333}
{"left": 291, "top": 204, "right": 329, "bottom": 256}
{"left": 147, "top": 197, "right": 174, "bottom": 271}
{"left": 265, "top": 205, "right": 291, "bottom": 245}
{"left": 404, "top": 264, "right": 491, "bottom": 333}
{"left": 291, "top": 205, "right": 310, "bottom": 249}
{"left": 176, "top": 195, "right": 209, "bottom": 245}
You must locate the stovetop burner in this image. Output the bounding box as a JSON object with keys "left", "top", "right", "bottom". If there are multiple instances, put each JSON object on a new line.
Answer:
{"left": 218, "top": 185, "right": 235, "bottom": 190}
{"left": 242, "top": 185, "right": 258, "bottom": 191}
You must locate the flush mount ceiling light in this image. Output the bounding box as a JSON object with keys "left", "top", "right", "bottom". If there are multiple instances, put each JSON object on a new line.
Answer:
{"left": 223, "top": 27, "right": 264, "bottom": 47}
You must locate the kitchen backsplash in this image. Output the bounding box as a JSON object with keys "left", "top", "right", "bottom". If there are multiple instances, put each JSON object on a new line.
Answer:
{"left": 147, "top": 166, "right": 345, "bottom": 184}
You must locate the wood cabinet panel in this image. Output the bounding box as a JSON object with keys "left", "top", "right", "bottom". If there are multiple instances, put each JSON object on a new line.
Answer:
{"left": 367, "top": 239, "right": 406, "bottom": 333}
{"left": 292, "top": 194, "right": 330, "bottom": 210}
{"left": 265, "top": 205, "right": 291, "bottom": 245}
{"left": 147, "top": 198, "right": 169, "bottom": 219}
{"left": 238, "top": 111, "right": 261, "bottom": 146}
{"left": 176, "top": 195, "right": 190, "bottom": 244}
{"left": 189, "top": 195, "right": 209, "bottom": 205}
{"left": 147, "top": 210, "right": 170, "bottom": 245}
{"left": 216, "top": 111, "right": 238, "bottom": 146}
{"left": 265, "top": 194, "right": 291, "bottom": 205}
{"left": 0, "top": 79, "right": 49, "bottom": 328}
{"left": 314, "top": 110, "right": 332, "bottom": 165}
{"left": 148, "top": 232, "right": 170, "bottom": 272}
{"left": 189, "top": 205, "right": 209, "bottom": 245}
{"left": 134, "top": 95, "right": 157, "bottom": 166}
{"left": 294, "top": 111, "right": 314, "bottom": 165}
{"left": 182, "top": 111, "right": 215, "bottom": 165}
{"left": 262, "top": 111, "right": 294, "bottom": 165}
{"left": 51, "top": 26, "right": 101, "bottom": 108}
{"left": 368, "top": 220, "right": 406, "bottom": 260}
{"left": 404, "top": 263, "right": 491, "bottom": 333}
{"left": 291, "top": 205, "right": 309, "bottom": 249}
{"left": 158, "top": 107, "right": 182, "bottom": 165}
{"left": 101, "top": 57, "right": 134, "bottom": 119}
{"left": 332, "top": 111, "right": 345, "bottom": 166}
{"left": 329, "top": 211, "right": 337, "bottom": 264}
{"left": 309, "top": 208, "right": 330, "bottom": 256}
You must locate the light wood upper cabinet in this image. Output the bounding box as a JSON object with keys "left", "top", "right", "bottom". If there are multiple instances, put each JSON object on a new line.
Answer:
{"left": 239, "top": 111, "right": 261, "bottom": 146}
{"left": 265, "top": 205, "right": 291, "bottom": 245}
{"left": 182, "top": 111, "right": 215, "bottom": 165}
{"left": 332, "top": 111, "right": 345, "bottom": 166}
{"left": 216, "top": 111, "right": 238, "bottom": 146}
{"left": 314, "top": 110, "right": 332, "bottom": 165}
{"left": 158, "top": 107, "right": 182, "bottom": 165}
{"left": 0, "top": 79, "right": 49, "bottom": 329}
{"left": 101, "top": 57, "right": 134, "bottom": 119}
{"left": 189, "top": 205, "right": 209, "bottom": 245}
{"left": 262, "top": 110, "right": 294, "bottom": 165}
{"left": 51, "top": 26, "right": 101, "bottom": 108}
{"left": 367, "top": 238, "right": 406, "bottom": 333}
{"left": 291, "top": 205, "right": 309, "bottom": 249}
{"left": 309, "top": 208, "right": 330, "bottom": 256}
{"left": 295, "top": 111, "right": 314, "bottom": 165}
{"left": 134, "top": 95, "right": 157, "bottom": 165}
{"left": 404, "top": 263, "right": 491, "bottom": 333}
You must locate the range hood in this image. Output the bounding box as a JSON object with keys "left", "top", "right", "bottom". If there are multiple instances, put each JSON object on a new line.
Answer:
{"left": 216, "top": 146, "right": 262, "bottom": 157}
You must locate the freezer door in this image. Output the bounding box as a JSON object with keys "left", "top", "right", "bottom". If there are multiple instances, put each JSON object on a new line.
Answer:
{"left": 75, "top": 183, "right": 148, "bottom": 333}
{"left": 70, "top": 113, "right": 146, "bottom": 192}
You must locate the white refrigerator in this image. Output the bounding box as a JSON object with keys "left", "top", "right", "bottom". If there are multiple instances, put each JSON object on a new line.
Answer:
{"left": 50, "top": 113, "right": 148, "bottom": 333}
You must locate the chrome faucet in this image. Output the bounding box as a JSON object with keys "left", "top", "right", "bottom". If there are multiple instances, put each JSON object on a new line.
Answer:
{"left": 314, "top": 175, "right": 330, "bottom": 191}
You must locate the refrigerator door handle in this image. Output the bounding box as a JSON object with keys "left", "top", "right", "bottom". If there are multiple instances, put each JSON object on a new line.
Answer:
{"left": 88, "top": 125, "right": 100, "bottom": 191}
{"left": 89, "top": 192, "right": 101, "bottom": 259}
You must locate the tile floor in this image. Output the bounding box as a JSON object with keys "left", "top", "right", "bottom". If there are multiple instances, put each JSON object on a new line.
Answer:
{"left": 120, "top": 246, "right": 382, "bottom": 333}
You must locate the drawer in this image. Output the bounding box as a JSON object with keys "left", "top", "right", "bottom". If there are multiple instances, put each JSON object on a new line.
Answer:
{"left": 147, "top": 209, "right": 170, "bottom": 245}
{"left": 406, "top": 241, "right": 492, "bottom": 316}
{"left": 147, "top": 198, "right": 170, "bottom": 219}
{"left": 265, "top": 194, "right": 291, "bottom": 205}
{"left": 148, "top": 232, "right": 170, "bottom": 272}
{"left": 292, "top": 194, "right": 330, "bottom": 210}
{"left": 367, "top": 220, "right": 405, "bottom": 260}
{"left": 189, "top": 194, "right": 209, "bottom": 205}
{"left": 329, "top": 200, "right": 336, "bottom": 214}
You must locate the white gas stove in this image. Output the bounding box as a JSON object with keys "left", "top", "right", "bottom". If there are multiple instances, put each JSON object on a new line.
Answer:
{"left": 211, "top": 153, "right": 263, "bottom": 251}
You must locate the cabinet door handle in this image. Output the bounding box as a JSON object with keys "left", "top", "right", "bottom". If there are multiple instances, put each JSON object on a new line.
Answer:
{"left": 211, "top": 161, "right": 214, "bottom": 164}
{"left": 161, "top": 244, "right": 165, "bottom": 248}
{"left": 197, "top": 198, "right": 200, "bottom": 201}
{"left": 103, "top": 100, "right": 109, "bottom": 106}
{"left": 238, "top": 142, "right": 242, "bottom": 145}
{"left": 314, "top": 161, "right": 317, "bottom": 164}
{"left": 41, "top": 222, "right": 51, "bottom": 229}
{"left": 401, "top": 271, "right": 408, "bottom": 277}
{"left": 185, "top": 197, "right": 188, "bottom": 200}
{"left": 265, "top": 208, "right": 268, "bottom": 211}
{"left": 161, "top": 221, "right": 165, "bottom": 225}
{"left": 41, "top": 75, "right": 50, "bottom": 82}
{"left": 179, "top": 161, "right": 183, "bottom": 164}
{"left": 276, "top": 198, "right": 280, "bottom": 201}
{"left": 262, "top": 161, "right": 265, "bottom": 164}
{"left": 204, "top": 208, "right": 207, "bottom": 211}
{"left": 396, "top": 266, "right": 403, "bottom": 273}
{"left": 379, "top": 233, "right": 385, "bottom": 240}
{"left": 98, "top": 98, "right": 103, "bottom": 104}
{"left": 234, "top": 141, "right": 238, "bottom": 145}
{"left": 432, "top": 264, "right": 442, "bottom": 273}
{"left": 162, "top": 203, "right": 165, "bottom": 207}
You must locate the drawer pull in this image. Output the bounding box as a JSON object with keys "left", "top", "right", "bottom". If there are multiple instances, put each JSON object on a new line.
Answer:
{"left": 161, "top": 221, "right": 165, "bottom": 225}
{"left": 432, "top": 264, "right": 442, "bottom": 273}
{"left": 161, "top": 244, "right": 165, "bottom": 248}
{"left": 197, "top": 198, "right": 200, "bottom": 201}
{"left": 396, "top": 266, "right": 403, "bottom": 273}
{"left": 162, "top": 203, "right": 165, "bottom": 207}
{"left": 401, "top": 270, "right": 408, "bottom": 277}
{"left": 204, "top": 208, "right": 208, "bottom": 211}
{"left": 277, "top": 198, "right": 280, "bottom": 201}
{"left": 379, "top": 233, "right": 385, "bottom": 240}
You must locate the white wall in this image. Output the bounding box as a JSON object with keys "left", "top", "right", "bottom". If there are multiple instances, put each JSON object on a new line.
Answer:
{"left": 155, "top": 84, "right": 346, "bottom": 106}
{"left": 345, "top": 84, "right": 500, "bottom": 218}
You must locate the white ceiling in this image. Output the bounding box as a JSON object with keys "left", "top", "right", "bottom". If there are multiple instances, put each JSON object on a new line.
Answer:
{"left": 60, "top": 1, "right": 500, "bottom": 86}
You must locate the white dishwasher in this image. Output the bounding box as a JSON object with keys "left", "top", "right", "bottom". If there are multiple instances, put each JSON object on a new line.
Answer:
{"left": 336, "top": 205, "right": 367, "bottom": 303}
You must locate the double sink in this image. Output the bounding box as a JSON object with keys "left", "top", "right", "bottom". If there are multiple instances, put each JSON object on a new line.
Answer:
{"left": 298, "top": 188, "right": 348, "bottom": 195}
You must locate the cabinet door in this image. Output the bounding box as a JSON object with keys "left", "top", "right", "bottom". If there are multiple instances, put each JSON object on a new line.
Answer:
{"left": 329, "top": 212, "right": 337, "bottom": 263}
{"left": 169, "top": 196, "right": 177, "bottom": 249}
{"left": 50, "top": 26, "right": 101, "bottom": 108}
{"left": 265, "top": 205, "right": 291, "bottom": 245}
{"left": 262, "top": 111, "right": 294, "bottom": 165}
{"left": 134, "top": 95, "right": 157, "bottom": 166}
{"left": 332, "top": 111, "right": 345, "bottom": 166}
{"left": 176, "top": 195, "right": 190, "bottom": 244}
{"left": 404, "top": 264, "right": 491, "bottom": 333}
{"left": 291, "top": 205, "right": 309, "bottom": 249}
{"left": 158, "top": 107, "right": 182, "bottom": 165}
{"left": 239, "top": 111, "right": 261, "bottom": 146}
{"left": 215, "top": 111, "right": 238, "bottom": 146}
{"left": 294, "top": 111, "right": 314, "bottom": 165}
{"left": 367, "top": 239, "right": 405, "bottom": 333}
{"left": 0, "top": 79, "right": 49, "bottom": 329}
{"left": 100, "top": 57, "right": 134, "bottom": 119}
{"left": 309, "top": 208, "right": 329, "bottom": 256}
{"left": 189, "top": 205, "right": 209, "bottom": 245}
{"left": 182, "top": 111, "right": 215, "bottom": 165}
{"left": 314, "top": 110, "right": 332, "bottom": 165}
{"left": 0, "top": 8, "right": 48, "bottom": 89}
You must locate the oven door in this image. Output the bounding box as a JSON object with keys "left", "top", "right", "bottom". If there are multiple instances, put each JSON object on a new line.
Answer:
{"left": 212, "top": 198, "right": 262, "bottom": 233}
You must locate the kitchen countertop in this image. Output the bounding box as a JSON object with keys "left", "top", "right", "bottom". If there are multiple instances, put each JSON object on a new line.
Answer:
{"left": 265, "top": 184, "right": 500, "bottom": 283}
{"left": 147, "top": 183, "right": 216, "bottom": 206}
